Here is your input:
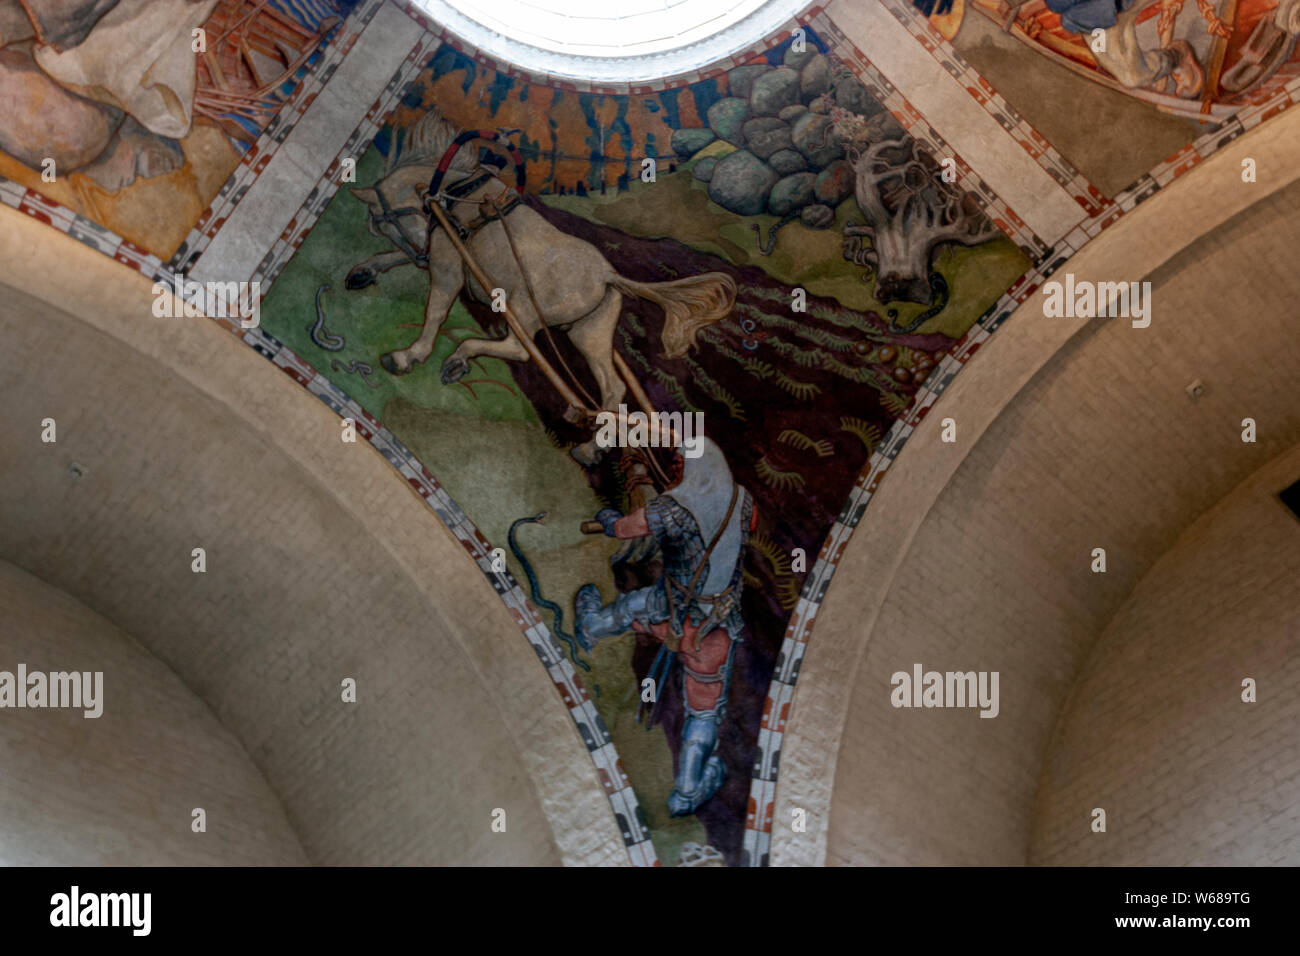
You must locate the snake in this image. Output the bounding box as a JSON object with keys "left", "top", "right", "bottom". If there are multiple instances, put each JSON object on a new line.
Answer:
{"left": 887, "top": 271, "right": 950, "bottom": 334}
{"left": 750, "top": 211, "right": 800, "bottom": 256}
{"left": 308, "top": 283, "right": 345, "bottom": 351}
{"left": 331, "top": 358, "right": 380, "bottom": 388}
{"left": 508, "top": 512, "right": 592, "bottom": 675}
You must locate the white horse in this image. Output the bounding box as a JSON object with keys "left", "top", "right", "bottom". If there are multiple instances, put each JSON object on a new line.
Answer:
{"left": 346, "top": 109, "right": 737, "bottom": 463}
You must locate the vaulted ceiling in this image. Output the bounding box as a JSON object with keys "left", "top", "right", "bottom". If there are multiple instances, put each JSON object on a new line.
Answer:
{"left": 1, "top": 0, "right": 1296, "bottom": 867}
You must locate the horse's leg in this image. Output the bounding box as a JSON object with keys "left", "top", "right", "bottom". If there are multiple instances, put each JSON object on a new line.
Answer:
{"left": 379, "top": 230, "right": 460, "bottom": 375}
{"left": 566, "top": 287, "right": 628, "bottom": 467}
{"left": 442, "top": 335, "right": 530, "bottom": 383}
{"left": 567, "top": 286, "right": 627, "bottom": 411}
{"left": 346, "top": 249, "right": 417, "bottom": 290}
{"left": 439, "top": 225, "right": 544, "bottom": 383}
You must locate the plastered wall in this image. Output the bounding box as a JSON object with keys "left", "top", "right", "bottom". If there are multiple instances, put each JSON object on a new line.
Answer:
{"left": 0, "top": 559, "right": 308, "bottom": 865}
{"left": 0, "top": 207, "right": 626, "bottom": 866}
{"left": 1031, "top": 445, "right": 1300, "bottom": 865}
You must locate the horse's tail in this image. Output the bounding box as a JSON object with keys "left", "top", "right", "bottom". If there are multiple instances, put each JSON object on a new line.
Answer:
{"left": 610, "top": 272, "right": 737, "bottom": 359}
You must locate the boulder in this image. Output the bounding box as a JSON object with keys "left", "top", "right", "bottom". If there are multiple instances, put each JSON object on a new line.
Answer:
{"left": 783, "top": 46, "right": 817, "bottom": 71}
{"left": 778, "top": 103, "right": 809, "bottom": 123}
{"left": 670, "top": 127, "right": 716, "bottom": 158}
{"left": 740, "top": 116, "right": 793, "bottom": 160}
{"left": 768, "top": 148, "right": 808, "bottom": 176}
{"left": 799, "top": 53, "right": 831, "bottom": 101}
{"left": 790, "top": 111, "right": 844, "bottom": 167}
{"left": 706, "top": 97, "right": 751, "bottom": 145}
{"left": 768, "top": 171, "right": 817, "bottom": 217}
{"left": 707, "top": 149, "right": 779, "bottom": 216}
{"left": 833, "top": 74, "right": 880, "bottom": 117}
{"left": 727, "top": 64, "right": 771, "bottom": 100}
{"left": 801, "top": 203, "right": 836, "bottom": 229}
{"left": 750, "top": 67, "right": 800, "bottom": 116}
{"left": 692, "top": 156, "right": 718, "bottom": 182}
{"left": 814, "top": 159, "right": 855, "bottom": 205}
{"left": 867, "top": 111, "right": 907, "bottom": 141}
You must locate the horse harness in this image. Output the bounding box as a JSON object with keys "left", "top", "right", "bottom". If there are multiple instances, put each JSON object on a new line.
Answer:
{"left": 369, "top": 167, "right": 521, "bottom": 270}
{"left": 395, "top": 128, "right": 602, "bottom": 417}
{"left": 662, "top": 481, "right": 742, "bottom": 654}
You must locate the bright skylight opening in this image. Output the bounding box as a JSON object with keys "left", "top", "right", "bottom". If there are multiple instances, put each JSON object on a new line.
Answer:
{"left": 416, "top": 0, "right": 811, "bottom": 82}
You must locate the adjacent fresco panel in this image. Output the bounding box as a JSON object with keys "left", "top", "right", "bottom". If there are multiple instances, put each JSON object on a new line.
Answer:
{"left": 0, "top": 0, "right": 356, "bottom": 258}
{"left": 924, "top": 0, "right": 1300, "bottom": 195}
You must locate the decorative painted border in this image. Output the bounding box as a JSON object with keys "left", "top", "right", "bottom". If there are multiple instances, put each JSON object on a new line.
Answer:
{"left": 879, "top": 0, "right": 1111, "bottom": 220}
{"left": 806, "top": 9, "right": 1050, "bottom": 261}
{"left": 1095, "top": 72, "right": 1300, "bottom": 230}
{"left": 0, "top": 181, "right": 165, "bottom": 277}
{"left": 740, "top": 249, "right": 1055, "bottom": 865}
{"left": 238, "top": 29, "right": 446, "bottom": 290}
{"left": 169, "top": 0, "right": 387, "bottom": 272}
{"left": 7, "top": 0, "right": 1300, "bottom": 867}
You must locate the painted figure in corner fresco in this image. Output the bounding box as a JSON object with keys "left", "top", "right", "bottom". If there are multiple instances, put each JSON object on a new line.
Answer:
{"left": 576, "top": 437, "right": 755, "bottom": 816}
{"left": 0, "top": 0, "right": 345, "bottom": 190}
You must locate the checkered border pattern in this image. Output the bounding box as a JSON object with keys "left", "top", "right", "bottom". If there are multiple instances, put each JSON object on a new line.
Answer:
{"left": 240, "top": 29, "right": 446, "bottom": 289}
{"left": 741, "top": 246, "right": 1063, "bottom": 865}
{"left": 168, "top": 0, "right": 384, "bottom": 274}
{"left": 10, "top": 0, "right": 1300, "bottom": 868}
{"left": 0, "top": 180, "right": 165, "bottom": 275}
{"left": 807, "top": 8, "right": 1050, "bottom": 260}
{"left": 1093, "top": 72, "right": 1300, "bottom": 233}
{"left": 879, "top": 0, "right": 1112, "bottom": 220}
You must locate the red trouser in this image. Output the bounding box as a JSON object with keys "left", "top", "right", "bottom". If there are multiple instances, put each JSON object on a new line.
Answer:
{"left": 633, "top": 620, "right": 732, "bottom": 711}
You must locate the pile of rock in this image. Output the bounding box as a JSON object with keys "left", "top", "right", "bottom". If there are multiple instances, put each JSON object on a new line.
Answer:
{"left": 670, "top": 47, "right": 897, "bottom": 229}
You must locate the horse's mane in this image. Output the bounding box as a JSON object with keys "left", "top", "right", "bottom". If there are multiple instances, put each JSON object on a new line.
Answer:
{"left": 385, "top": 108, "right": 478, "bottom": 175}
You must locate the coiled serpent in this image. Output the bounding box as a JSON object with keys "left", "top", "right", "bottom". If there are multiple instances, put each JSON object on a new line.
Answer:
{"left": 508, "top": 512, "right": 591, "bottom": 676}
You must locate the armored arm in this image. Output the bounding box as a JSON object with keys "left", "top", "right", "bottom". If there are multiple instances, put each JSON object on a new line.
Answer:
{"left": 590, "top": 507, "right": 650, "bottom": 539}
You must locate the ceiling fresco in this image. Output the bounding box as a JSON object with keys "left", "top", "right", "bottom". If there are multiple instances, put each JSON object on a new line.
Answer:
{"left": 0, "top": 0, "right": 360, "bottom": 257}
{"left": 4, "top": 0, "right": 1299, "bottom": 866}
{"left": 945, "top": 0, "right": 1300, "bottom": 195}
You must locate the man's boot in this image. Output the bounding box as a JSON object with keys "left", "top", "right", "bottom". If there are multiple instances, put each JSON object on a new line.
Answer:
{"left": 574, "top": 584, "right": 657, "bottom": 651}
{"left": 667, "top": 706, "right": 726, "bottom": 816}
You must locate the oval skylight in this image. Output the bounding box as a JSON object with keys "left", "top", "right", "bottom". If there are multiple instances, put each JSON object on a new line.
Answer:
{"left": 416, "top": 0, "right": 812, "bottom": 83}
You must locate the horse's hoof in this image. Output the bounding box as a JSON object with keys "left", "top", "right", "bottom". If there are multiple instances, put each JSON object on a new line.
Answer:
{"left": 345, "top": 267, "right": 375, "bottom": 290}
{"left": 570, "top": 441, "right": 604, "bottom": 468}
{"left": 440, "top": 355, "right": 470, "bottom": 384}
{"left": 380, "top": 352, "right": 404, "bottom": 375}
